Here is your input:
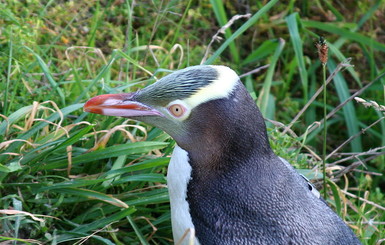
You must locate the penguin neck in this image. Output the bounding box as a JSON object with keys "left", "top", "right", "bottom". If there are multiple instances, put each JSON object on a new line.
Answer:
{"left": 180, "top": 86, "right": 274, "bottom": 178}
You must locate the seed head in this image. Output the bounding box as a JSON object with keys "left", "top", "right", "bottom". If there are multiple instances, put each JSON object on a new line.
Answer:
{"left": 316, "top": 36, "right": 328, "bottom": 65}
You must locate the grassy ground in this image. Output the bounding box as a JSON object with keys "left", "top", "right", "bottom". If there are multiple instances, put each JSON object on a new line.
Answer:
{"left": 1, "top": 0, "right": 385, "bottom": 244}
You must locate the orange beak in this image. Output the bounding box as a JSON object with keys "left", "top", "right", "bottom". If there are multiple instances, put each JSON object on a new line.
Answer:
{"left": 84, "top": 93, "right": 163, "bottom": 117}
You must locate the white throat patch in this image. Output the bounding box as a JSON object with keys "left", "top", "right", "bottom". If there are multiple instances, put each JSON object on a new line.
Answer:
{"left": 167, "top": 146, "right": 201, "bottom": 245}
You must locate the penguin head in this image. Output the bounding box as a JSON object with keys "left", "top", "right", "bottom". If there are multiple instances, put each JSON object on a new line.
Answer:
{"left": 84, "top": 65, "right": 270, "bottom": 156}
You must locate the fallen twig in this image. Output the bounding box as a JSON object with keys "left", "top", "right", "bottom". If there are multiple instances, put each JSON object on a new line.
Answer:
{"left": 284, "top": 58, "right": 353, "bottom": 134}
{"left": 327, "top": 116, "right": 385, "bottom": 159}
{"left": 200, "top": 13, "right": 251, "bottom": 65}
{"left": 341, "top": 190, "right": 385, "bottom": 211}
{"left": 239, "top": 64, "right": 270, "bottom": 78}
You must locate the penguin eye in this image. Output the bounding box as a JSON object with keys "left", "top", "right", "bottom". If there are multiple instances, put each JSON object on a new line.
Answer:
{"left": 168, "top": 104, "right": 186, "bottom": 118}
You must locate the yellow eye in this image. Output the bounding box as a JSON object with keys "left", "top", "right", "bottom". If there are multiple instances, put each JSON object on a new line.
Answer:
{"left": 168, "top": 104, "right": 186, "bottom": 118}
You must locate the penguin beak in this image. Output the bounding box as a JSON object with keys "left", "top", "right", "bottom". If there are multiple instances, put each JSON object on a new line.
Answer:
{"left": 84, "top": 93, "right": 163, "bottom": 117}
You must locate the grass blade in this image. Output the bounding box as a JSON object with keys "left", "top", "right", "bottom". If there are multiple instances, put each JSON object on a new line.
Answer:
{"left": 327, "top": 179, "right": 342, "bottom": 216}
{"left": 23, "top": 46, "right": 65, "bottom": 105}
{"left": 209, "top": 0, "right": 239, "bottom": 63}
{"left": 302, "top": 20, "right": 385, "bottom": 52}
{"left": 105, "top": 157, "right": 169, "bottom": 175}
{"left": 327, "top": 59, "right": 362, "bottom": 152}
{"left": 204, "top": 0, "right": 279, "bottom": 64}
{"left": 112, "top": 173, "right": 166, "bottom": 185}
{"left": 57, "top": 207, "right": 136, "bottom": 243}
{"left": 127, "top": 215, "right": 150, "bottom": 245}
{"left": 20, "top": 124, "right": 94, "bottom": 165}
{"left": 37, "top": 179, "right": 106, "bottom": 191}
{"left": 50, "top": 187, "right": 128, "bottom": 208}
{"left": 286, "top": 13, "right": 308, "bottom": 99}
{"left": 241, "top": 39, "right": 278, "bottom": 65}
{"left": 257, "top": 38, "right": 285, "bottom": 116}
{"left": 0, "top": 104, "right": 84, "bottom": 164}
{"left": 3, "top": 30, "right": 13, "bottom": 115}
{"left": 37, "top": 141, "right": 169, "bottom": 170}
{"left": 0, "top": 105, "right": 33, "bottom": 136}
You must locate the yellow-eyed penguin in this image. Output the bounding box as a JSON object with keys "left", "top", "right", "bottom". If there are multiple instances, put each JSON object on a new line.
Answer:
{"left": 84, "top": 65, "right": 361, "bottom": 245}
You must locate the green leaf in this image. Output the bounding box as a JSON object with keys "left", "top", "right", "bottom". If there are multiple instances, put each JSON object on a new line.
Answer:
{"left": 23, "top": 46, "right": 65, "bottom": 105}
{"left": 38, "top": 141, "right": 169, "bottom": 170}
{"left": 51, "top": 187, "right": 128, "bottom": 208}
{"left": 204, "top": 0, "right": 279, "bottom": 64}
{"left": 327, "top": 59, "right": 362, "bottom": 152}
{"left": 127, "top": 215, "right": 150, "bottom": 245}
{"left": 0, "top": 236, "right": 33, "bottom": 245}
{"left": 20, "top": 125, "right": 94, "bottom": 165}
{"left": 53, "top": 124, "right": 95, "bottom": 150}
{"left": 0, "top": 164, "right": 11, "bottom": 173}
{"left": 327, "top": 179, "right": 342, "bottom": 216}
{"left": 37, "top": 179, "right": 106, "bottom": 192}
{"left": 57, "top": 207, "right": 136, "bottom": 243}
{"left": 104, "top": 157, "right": 169, "bottom": 176}
{"left": 297, "top": 169, "right": 323, "bottom": 180}
{"left": 0, "top": 105, "right": 34, "bottom": 136}
{"left": 302, "top": 20, "right": 385, "bottom": 52}
{"left": 286, "top": 13, "right": 308, "bottom": 99}
{"left": 113, "top": 173, "right": 166, "bottom": 185}
{"left": 257, "top": 38, "right": 285, "bottom": 117}
{"left": 241, "top": 39, "right": 279, "bottom": 65}
{"left": 0, "top": 104, "right": 84, "bottom": 164}
{"left": 210, "top": 0, "right": 239, "bottom": 63}
{"left": 125, "top": 190, "right": 169, "bottom": 206}
{"left": 327, "top": 42, "right": 361, "bottom": 87}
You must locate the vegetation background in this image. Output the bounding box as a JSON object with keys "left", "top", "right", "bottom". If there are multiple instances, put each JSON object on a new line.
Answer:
{"left": 1, "top": 0, "right": 384, "bottom": 244}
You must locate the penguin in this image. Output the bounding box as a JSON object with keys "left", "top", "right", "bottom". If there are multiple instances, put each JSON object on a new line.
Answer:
{"left": 84, "top": 65, "right": 361, "bottom": 245}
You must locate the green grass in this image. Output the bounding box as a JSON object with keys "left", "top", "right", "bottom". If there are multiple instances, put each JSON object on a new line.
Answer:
{"left": 1, "top": 0, "right": 385, "bottom": 244}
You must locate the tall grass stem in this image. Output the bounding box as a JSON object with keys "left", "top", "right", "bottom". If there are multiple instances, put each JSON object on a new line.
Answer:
{"left": 322, "top": 63, "right": 327, "bottom": 199}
